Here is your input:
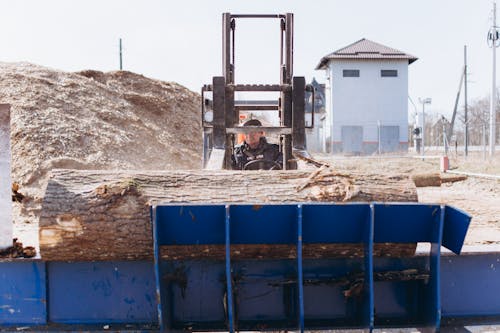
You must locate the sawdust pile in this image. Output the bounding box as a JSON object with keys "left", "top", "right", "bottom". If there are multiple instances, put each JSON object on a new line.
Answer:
{"left": 0, "top": 62, "right": 201, "bottom": 240}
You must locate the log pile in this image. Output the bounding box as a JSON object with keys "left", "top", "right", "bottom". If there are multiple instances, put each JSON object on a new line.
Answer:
{"left": 39, "top": 168, "right": 418, "bottom": 261}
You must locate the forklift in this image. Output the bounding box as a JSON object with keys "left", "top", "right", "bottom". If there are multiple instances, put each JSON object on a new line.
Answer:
{"left": 201, "top": 13, "right": 314, "bottom": 170}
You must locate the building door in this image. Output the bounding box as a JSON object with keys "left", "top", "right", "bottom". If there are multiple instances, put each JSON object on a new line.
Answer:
{"left": 379, "top": 125, "right": 400, "bottom": 152}
{"left": 341, "top": 126, "right": 363, "bottom": 153}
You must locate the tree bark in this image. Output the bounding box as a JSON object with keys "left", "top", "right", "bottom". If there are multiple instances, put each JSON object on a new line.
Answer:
{"left": 441, "top": 174, "right": 468, "bottom": 184}
{"left": 411, "top": 173, "right": 468, "bottom": 187}
{"left": 39, "top": 168, "right": 418, "bottom": 261}
{"left": 412, "top": 173, "right": 442, "bottom": 187}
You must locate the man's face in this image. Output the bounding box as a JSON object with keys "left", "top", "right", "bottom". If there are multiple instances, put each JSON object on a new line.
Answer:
{"left": 245, "top": 131, "right": 264, "bottom": 149}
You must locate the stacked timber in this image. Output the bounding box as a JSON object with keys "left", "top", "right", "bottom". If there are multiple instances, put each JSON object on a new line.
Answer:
{"left": 39, "top": 168, "right": 418, "bottom": 261}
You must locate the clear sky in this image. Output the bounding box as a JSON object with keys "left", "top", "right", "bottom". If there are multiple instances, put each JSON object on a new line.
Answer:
{"left": 1, "top": 0, "right": 497, "bottom": 121}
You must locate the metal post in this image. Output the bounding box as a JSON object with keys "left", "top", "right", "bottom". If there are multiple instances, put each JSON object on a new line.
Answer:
{"left": 464, "top": 45, "right": 468, "bottom": 157}
{"left": 422, "top": 102, "right": 425, "bottom": 159}
{"left": 442, "top": 117, "right": 448, "bottom": 155}
{"left": 483, "top": 123, "right": 487, "bottom": 160}
{"left": 222, "top": 13, "right": 232, "bottom": 83}
{"left": 225, "top": 205, "right": 235, "bottom": 333}
{"left": 377, "top": 120, "right": 381, "bottom": 154}
{"left": 488, "top": 2, "right": 499, "bottom": 156}
{"left": 296, "top": 205, "right": 305, "bottom": 333}
{"left": 285, "top": 13, "right": 294, "bottom": 82}
{"left": 282, "top": 13, "right": 294, "bottom": 169}
{"left": 119, "top": 38, "right": 123, "bottom": 70}
{"left": 420, "top": 98, "right": 431, "bottom": 159}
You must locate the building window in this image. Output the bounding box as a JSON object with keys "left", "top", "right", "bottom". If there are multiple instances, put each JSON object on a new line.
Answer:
{"left": 343, "top": 69, "right": 360, "bottom": 77}
{"left": 381, "top": 70, "right": 398, "bottom": 77}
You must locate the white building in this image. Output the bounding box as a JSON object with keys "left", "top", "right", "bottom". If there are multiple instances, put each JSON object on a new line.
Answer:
{"left": 305, "top": 78, "right": 326, "bottom": 152}
{"left": 316, "top": 38, "right": 417, "bottom": 154}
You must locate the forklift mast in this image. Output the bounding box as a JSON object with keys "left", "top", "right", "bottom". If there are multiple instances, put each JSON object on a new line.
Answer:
{"left": 201, "top": 13, "right": 314, "bottom": 170}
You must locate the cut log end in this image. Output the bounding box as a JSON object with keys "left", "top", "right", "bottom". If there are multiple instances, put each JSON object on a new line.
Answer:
{"left": 412, "top": 173, "right": 442, "bottom": 187}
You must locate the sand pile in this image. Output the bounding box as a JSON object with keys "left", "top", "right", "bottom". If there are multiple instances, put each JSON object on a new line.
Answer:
{"left": 0, "top": 62, "right": 201, "bottom": 243}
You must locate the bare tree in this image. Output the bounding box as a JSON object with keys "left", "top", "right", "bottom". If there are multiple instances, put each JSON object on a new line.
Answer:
{"left": 453, "top": 91, "right": 500, "bottom": 146}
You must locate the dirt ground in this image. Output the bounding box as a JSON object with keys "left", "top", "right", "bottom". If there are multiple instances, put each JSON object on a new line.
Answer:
{"left": 314, "top": 152, "right": 500, "bottom": 246}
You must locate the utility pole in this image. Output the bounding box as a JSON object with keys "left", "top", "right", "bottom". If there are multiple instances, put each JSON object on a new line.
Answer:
{"left": 464, "top": 45, "right": 468, "bottom": 157}
{"left": 422, "top": 102, "right": 425, "bottom": 158}
{"left": 442, "top": 116, "right": 449, "bottom": 155}
{"left": 119, "top": 38, "right": 123, "bottom": 70}
{"left": 419, "top": 98, "right": 432, "bottom": 159}
{"left": 483, "top": 123, "right": 487, "bottom": 160}
{"left": 488, "top": 2, "right": 499, "bottom": 156}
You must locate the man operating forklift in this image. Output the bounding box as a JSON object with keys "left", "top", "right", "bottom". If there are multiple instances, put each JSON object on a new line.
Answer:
{"left": 232, "top": 119, "right": 283, "bottom": 170}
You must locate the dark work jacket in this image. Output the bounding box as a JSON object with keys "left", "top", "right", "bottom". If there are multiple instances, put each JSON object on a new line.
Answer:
{"left": 232, "top": 137, "right": 283, "bottom": 170}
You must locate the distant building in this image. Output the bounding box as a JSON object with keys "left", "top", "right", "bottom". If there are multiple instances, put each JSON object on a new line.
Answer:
{"left": 305, "top": 78, "right": 326, "bottom": 152}
{"left": 316, "top": 38, "right": 417, "bottom": 154}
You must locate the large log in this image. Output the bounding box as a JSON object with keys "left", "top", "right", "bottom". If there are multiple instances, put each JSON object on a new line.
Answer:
{"left": 39, "top": 168, "right": 418, "bottom": 261}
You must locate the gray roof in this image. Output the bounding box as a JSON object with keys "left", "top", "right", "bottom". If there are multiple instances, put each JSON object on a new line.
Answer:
{"left": 315, "top": 38, "right": 418, "bottom": 70}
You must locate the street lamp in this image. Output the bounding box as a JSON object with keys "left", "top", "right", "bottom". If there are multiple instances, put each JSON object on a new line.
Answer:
{"left": 419, "top": 98, "right": 432, "bottom": 158}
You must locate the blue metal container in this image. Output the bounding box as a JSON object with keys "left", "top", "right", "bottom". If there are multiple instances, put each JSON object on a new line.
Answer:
{"left": 0, "top": 202, "right": 498, "bottom": 332}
